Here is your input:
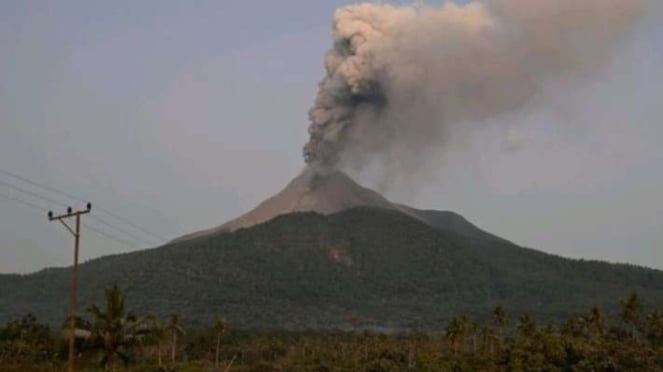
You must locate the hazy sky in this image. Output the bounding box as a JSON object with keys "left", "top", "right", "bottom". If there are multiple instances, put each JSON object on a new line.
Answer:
{"left": 1, "top": 0, "right": 662, "bottom": 273}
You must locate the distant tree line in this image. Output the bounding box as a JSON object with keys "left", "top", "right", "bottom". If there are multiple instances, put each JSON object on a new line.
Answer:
{"left": 1, "top": 286, "right": 661, "bottom": 371}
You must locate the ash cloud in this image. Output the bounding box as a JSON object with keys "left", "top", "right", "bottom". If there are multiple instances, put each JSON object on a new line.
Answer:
{"left": 303, "top": 0, "right": 644, "bottom": 181}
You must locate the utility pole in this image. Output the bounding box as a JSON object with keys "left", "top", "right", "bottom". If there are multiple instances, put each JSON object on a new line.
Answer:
{"left": 48, "top": 203, "right": 91, "bottom": 372}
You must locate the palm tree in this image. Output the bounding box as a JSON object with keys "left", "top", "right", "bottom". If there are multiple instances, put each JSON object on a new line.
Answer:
{"left": 85, "top": 285, "right": 151, "bottom": 369}
{"left": 620, "top": 292, "right": 641, "bottom": 340}
{"left": 561, "top": 317, "right": 584, "bottom": 337}
{"left": 166, "top": 314, "right": 185, "bottom": 362}
{"left": 467, "top": 319, "right": 479, "bottom": 354}
{"left": 581, "top": 306, "right": 604, "bottom": 338}
{"left": 645, "top": 310, "right": 662, "bottom": 347}
{"left": 445, "top": 316, "right": 467, "bottom": 355}
{"left": 492, "top": 306, "right": 508, "bottom": 343}
{"left": 480, "top": 326, "right": 497, "bottom": 357}
{"left": 146, "top": 315, "right": 166, "bottom": 367}
{"left": 214, "top": 318, "right": 229, "bottom": 368}
{"left": 517, "top": 315, "right": 536, "bottom": 337}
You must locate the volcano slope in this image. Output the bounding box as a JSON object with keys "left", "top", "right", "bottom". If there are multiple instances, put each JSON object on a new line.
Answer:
{"left": 1, "top": 206, "right": 662, "bottom": 330}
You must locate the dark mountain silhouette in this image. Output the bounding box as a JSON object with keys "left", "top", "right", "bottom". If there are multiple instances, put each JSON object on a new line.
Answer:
{"left": 1, "top": 170, "right": 662, "bottom": 330}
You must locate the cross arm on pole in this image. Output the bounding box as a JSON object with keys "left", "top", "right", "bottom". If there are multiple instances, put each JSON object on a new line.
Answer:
{"left": 49, "top": 208, "right": 91, "bottom": 237}
{"left": 48, "top": 203, "right": 91, "bottom": 221}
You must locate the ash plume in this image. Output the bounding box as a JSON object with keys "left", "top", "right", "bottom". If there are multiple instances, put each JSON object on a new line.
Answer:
{"left": 303, "top": 0, "right": 643, "bottom": 179}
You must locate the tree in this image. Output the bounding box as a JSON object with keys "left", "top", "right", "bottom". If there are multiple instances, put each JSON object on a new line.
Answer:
{"left": 517, "top": 315, "right": 536, "bottom": 337}
{"left": 560, "top": 317, "right": 583, "bottom": 338}
{"left": 0, "top": 314, "right": 54, "bottom": 365}
{"left": 166, "top": 314, "right": 185, "bottom": 363}
{"left": 581, "top": 306, "right": 604, "bottom": 338}
{"left": 146, "top": 315, "right": 166, "bottom": 367}
{"left": 214, "top": 318, "right": 229, "bottom": 368}
{"left": 446, "top": 316, "right": 468, "bottom": 355}
{"left": 493, "top": 306, "right": 508, "bottom": 344}
{"left": 85, "top": 285, "right": 151, "bottom": 369}
{"left": 620, "top": 292, "right": 641, "bottom": 340}
{"left": 480, "top": 326, "right": 497, "bottom": 357}
{"left": 644, "top": 310, "right": 663, "bottom": 348}
{"left": 467, "top": 319, "right": 479, "bottom": 354}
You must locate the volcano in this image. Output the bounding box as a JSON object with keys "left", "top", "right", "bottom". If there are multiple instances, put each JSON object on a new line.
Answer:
{"left": 1, "top": 170, "right": 662, "bottom": 329}
{"left": 177, "top": 167, "right": 499, "bottom": 243}
{"left": 177, "top": 167, "right": 417, "bottom": 240}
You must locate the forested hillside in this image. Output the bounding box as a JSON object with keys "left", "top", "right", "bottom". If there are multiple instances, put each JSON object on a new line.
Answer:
{"left": 1, "top": 207, "right": 662, "bottom": 329}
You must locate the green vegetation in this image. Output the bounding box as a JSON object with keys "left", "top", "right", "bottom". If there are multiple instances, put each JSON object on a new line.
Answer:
{"left": 1, "top": 287, "right": 662, "bottom": 371}
{"left": 166, "top": 314, "right": 185, "bottom": 363}
{"left": 83, "top": 285, "right": 152, "bottom": 368}
{"left": 214, "top": 318, "right": 229, "bottom": 368}
{"left": 1, "top": 207, "right": 663, "bottom": 330}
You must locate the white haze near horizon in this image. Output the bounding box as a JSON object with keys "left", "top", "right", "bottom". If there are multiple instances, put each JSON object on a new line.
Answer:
{"left": 0, "top": 0, "right": 661, "bottom": 273}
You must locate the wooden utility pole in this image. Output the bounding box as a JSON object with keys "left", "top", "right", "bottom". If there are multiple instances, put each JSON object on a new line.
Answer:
{"left": 48, "top": 203, "right": 91, "bottom": 372}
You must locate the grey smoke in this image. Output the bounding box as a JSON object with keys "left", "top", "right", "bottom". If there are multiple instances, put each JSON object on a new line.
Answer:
{"left": 303, "top": 0, "right": 644, "bottom": 181}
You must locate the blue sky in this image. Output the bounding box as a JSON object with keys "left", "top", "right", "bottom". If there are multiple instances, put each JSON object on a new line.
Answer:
{"left": 1, "top": 1, "right": 662, "bottom": 273}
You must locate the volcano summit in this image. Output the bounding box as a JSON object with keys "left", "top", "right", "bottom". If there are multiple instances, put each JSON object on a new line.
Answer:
{"left": 176, "top": 167, "right": 500, "bottom": 244}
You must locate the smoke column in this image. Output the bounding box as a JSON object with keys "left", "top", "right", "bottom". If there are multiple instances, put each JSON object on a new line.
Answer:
{"left": 303, "top": 0, "right": 643, "bottom": 179}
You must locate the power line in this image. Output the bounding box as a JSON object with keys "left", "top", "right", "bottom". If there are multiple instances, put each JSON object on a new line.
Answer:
{"left": 0, "top": 177, "right": 157, "bottom": 245}
{"left": 94, "top": 205, "right": 166, "bottom": 242}
{"left": 0, "top": 192, "right": 142, "bottom": 249}
{"left": 0, "top": 179, "right": 69, "bottom": 208}
{"left": 0, "top": 192, "right": 49, "bottom": 212}
{"left": 0, "top": 168, "right": 82, "bottom": 203}
{"left": 83, "top": 223, "right": 138, "bottom": 250}
{"left": 89, "top": 215, "right": 154, "bottom": 246}
{"left": 2, "top": 167, "right": 168, "bottom": 241}
{"left": 0, "top": 168, "right": 168, "bottom": 242}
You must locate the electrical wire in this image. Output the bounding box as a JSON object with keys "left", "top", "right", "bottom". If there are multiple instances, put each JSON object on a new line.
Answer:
{"left": 0, "top": 179, "right": 69, "bottom": 208}
{"left": 0, "top": 192, "right": 49, "bottom": 212}
{"left": 83, "top": 224, "right": 138, "bottom": 249}
{"left": 89, "top": 215, "right": 154, "bottom": 246}
{"left": 0, "top": 177, "right": 156, "bottom": 245}
{"left": 0, "top": 192, "right": 142, "bottom": 249}
{"left": 94, "top": 205, "right": 167, "bottom": 242}
{"left": 0, "top": 168, "right": 168, "bottom": 242}
{"left": 0, "top": 169, "right": 82, "bottom": 204}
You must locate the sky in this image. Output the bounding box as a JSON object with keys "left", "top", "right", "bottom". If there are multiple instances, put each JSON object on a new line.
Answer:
{"left": 1, "top": 0, "right": 662, "bottom": 273}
